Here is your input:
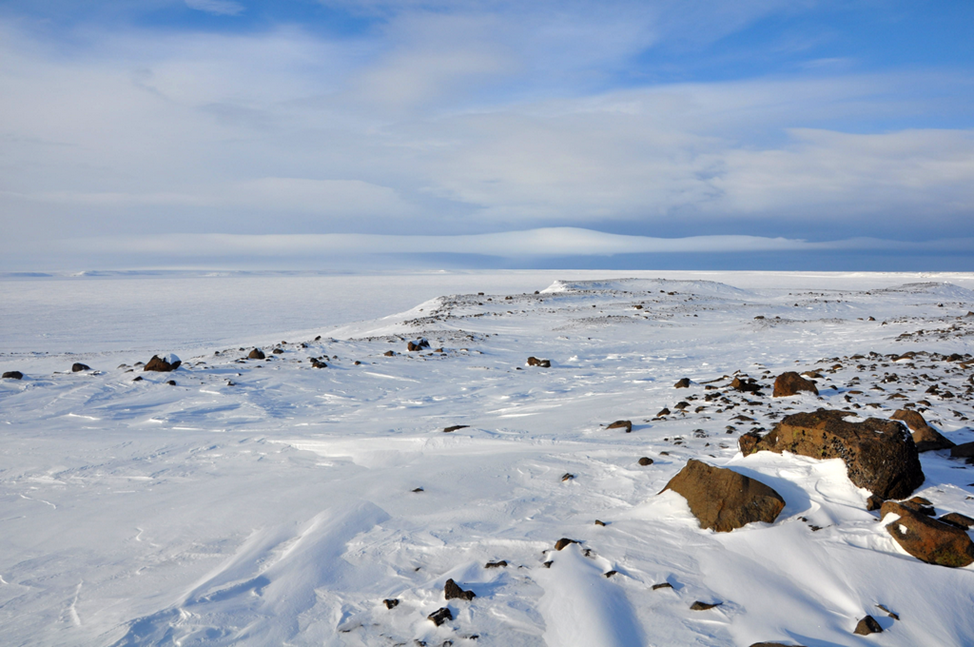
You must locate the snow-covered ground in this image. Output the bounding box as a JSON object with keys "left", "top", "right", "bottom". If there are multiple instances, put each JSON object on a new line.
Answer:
{"left": 2, "top": 271, "right": 973, "bottom": 646}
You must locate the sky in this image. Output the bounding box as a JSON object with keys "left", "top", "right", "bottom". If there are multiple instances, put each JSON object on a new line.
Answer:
{"left": 1, "top": 0, "right": 973, "bottom": 271}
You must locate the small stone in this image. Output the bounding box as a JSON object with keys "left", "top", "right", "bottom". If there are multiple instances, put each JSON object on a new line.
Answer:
{"left": 427, "top": 607, "right": 452, "bottom": 626}
{"left": 383, "top": 598, "right": 399, "bottom": 609}
{"left": 484, "top": 560, "right": 507, "bottom": 568}
{"left": 690, "top": 601, "right": 721, "bottom": 611}
{"left": 638, "top": 457, "right": 654, "bottom": 466}
{"left": 853, "top": 615, "right": 882, "bottom": 635}
{"left": 2, "top": 371, "right": 24, "bottom": 380}
{"left": 603, "top": 570, "right": 617, "bottom": 578}
{"left": 444, "top": 578, "right": 475, "bottom": 601}
{"left": 272, "top": 348, "right": 284, "bottom": 354}
{"left": 674, "top": 377, "right": 691, "bottom": 388}
{"left": 384, "top": 350, "right": 395, "bottom": 357}
{"left": 411, "top": 487, "right": 424, "bottom": 493}
{"left": 554, "top": 538, "right": 578, "bottom": 551}
{"left": 248, "top": 349, "right": 265, "bottom": 360}
{"left": 876, "top": 604, "right": 899, "bottom": 620}
{"left": 656, "top": 408, "right": 671, "bottom": 417}
{"left": 606, "top": 420, "right": 632, "bottom": 432}
{"left": 443, "top": 425, "right": 469, "bottom": 433}
{"left": 561, "top": 473, "right": 575, "bottom": 482}
{"left": 527, "top": 356, "right": 551, "bottom": 368}
{"left": 595, "top": 519, "right": 606, "bottom": 526}
{"left": 132, "top": 376, "right": 143, "bottom": 382}
{"left": 71, "top": 363, "right": 90, "bottom": 372}
{"left": 651, "top": 582, "right": 673, "bottom": 591}
{"left": 167, "top": 380, "right": 176, "bottom": 386}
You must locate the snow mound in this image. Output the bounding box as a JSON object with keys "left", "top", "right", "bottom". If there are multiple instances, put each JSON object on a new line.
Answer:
{"left": 541, "top": 277, "right": 753, "bottom": 298}
{"left": 875, "top": 282, "right": 974, "bottom": 300}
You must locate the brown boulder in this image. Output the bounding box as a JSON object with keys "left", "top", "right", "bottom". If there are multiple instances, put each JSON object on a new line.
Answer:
{"left": 739, "top": 409, "right": 924, "bottom": 500}
{"left": 606, "top": 420, "right": 632, "bottom": 432}
{"left": 731, "top": 376, "right": 761, "bottom": 392}
{"left": 891, "top": 409, "right": 954, "bottom": 452}
{"left": 661, "top": 459, "right": 785, "bottom": 532}
{"left": 144, "top": 355, "right": 181, "bottom": 372}
{"left": 248, "top": 349, "right": 265, "bottom": 360}
{"left": 3, "top": 371, "right": 24, "bottom": 380}
{"left": 950, "top": 441, "right": 974, "bottom": 459}
{"left": 444, "top": 578, "right": 475, "bottom": 601}
{"left": 71, "top": 362, "right": 91, "bottom": 372}
{"left": 853, "top": 616, "right": 882, "bottom": 635}
{"left": 882, "top": 501, "right": 974, "bottom": 567}
{"left": 773, "top": 372, "right": 819, "bottom": 397}
{"left": 674, "top": 377, "right": 691, "bottom": 388}
{"left": 527, "top": 356, "right": 551, "bottom": 367}
{"left": 427, "top": 607, "right": 452, "bottom": 626}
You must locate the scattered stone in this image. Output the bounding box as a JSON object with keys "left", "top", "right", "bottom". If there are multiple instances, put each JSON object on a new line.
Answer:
{"left": 900, "top": 496, "right": 935, "bottom": 516}
{"left": 443, "top": 425, "right": 469, "bottom": 433}
{"left": 606, "top": 420, "right": 632, "bottom": 432}
{"left": 731, "top": 376, "right": 761, "bottom": 393}
{"left": 853, "top": 616, "right": 883, "bottom": 635}
{"left": 554, "top": 538, "right": 578, "bottom": 551}
{"left": 3, "top": 371, "right": 23, "bottom": 380}
{"left": 690, "top": 601, "right": 722, "bottom": 611}
{"left": 248, "top": 349, "right": 265, "bottom": 360}
{"left": 739, "top": 409, "right": 924, "bottom": 500}
{"left": 166, "top": 380, "right": 176, "bottom": 386}
{"left": 891, "top": 409, "right": 955, "bottom": 452}
{"left": 674, "top": 377, "right": 691, "bottom": 388}
{"left": 939, "top": 512, "right": 974, "bottom": 529}
{"left": 950, "top": 442, "right": 974, "bottom": 459}
{"left": 876, "top": 604, "right": 899, "bottom": 620}
{"left": 383, "top": 350, "right": 395, "bottom": 357}
{"left": 750, "top": 643, "right": 807, "bottom": 647}
{"left": 595, "top": 519, "right": 606, "bottom": 526}
{"left": 272, "top": 348, "right": 284, "bottom": 354}
{"left": 674, "top": 401, "right": 689, "bottom": 410}
{"left": 144, "top": 354, "right": 181, "bottom": 372}
{"left": 310, "top": 358, "right": 327, "bottom": 368}
{"left": 882, "top": 500, "right": 974, "bottom": 567}
{"left": 383, "top": 598, "right": 399, "bottom": 609}
{"left": 603, "top": 570, "right": 618, "bottom": 578}
{"left": 408, "top": 339, "right": 430, "bottom": 352}
{"left": 656, "top": 408, "right": 671, "bottom": 417}
{"left": 132, "top": 376, "right": 143, "bottom": 382}
{"left": 427, "top": 607, "right": 452, "bottom": 626}
{"left": 561, "top": 473, "right": 575, "bottom": 482}
{"left": 651, "top": 582, "right": 673, "bottom": 591}
{"left": 411, "top": 487, "right": 424, "bottom": 493}
{"left": 772, "top": 372, "right": 819, "bottom": 398}
{"left": 484, "top": 560, "right": 507, "bottom": 568}
{"left": 526, "top": 356, "right": 551, "bottom": 368}
{"left": 638, "top": 457, "right": 654, "bottom": 466}
{"left": 71, "top": 363, "right": 91, "bottom": 372}
{"left": 660, "top": 459, "right": 785, "bottom": 532}
{"left": 444, "top": 579, "right": 475, "bottom": 601}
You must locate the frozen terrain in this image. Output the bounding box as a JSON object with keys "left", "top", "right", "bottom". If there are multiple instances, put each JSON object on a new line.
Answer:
{"left": 2, "top": 271, "right": 974, "bottom": 646}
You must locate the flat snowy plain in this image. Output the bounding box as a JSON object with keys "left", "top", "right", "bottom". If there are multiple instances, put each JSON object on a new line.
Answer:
{"left": 2, "top": 270, "right": 974, "bottom": 647}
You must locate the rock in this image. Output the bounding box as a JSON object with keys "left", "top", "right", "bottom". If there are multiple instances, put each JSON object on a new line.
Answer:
{"left": 383, "top": 598, "right": 399, "bottom": 609}
{"left": 900, "top": 496, "right": 935, "bottom": 516}
{"left": 427, "top": 607, "right": 452, "bottom": 626}
{"left": 606, "top": 420, "right": 632, "bottom": 432}
{"left": 939, "top": 512, "right": 974, "bottom": 529}
{"left": 144, "top": 354, "right": 181, "bottom": 372}
{"left": 71, "top": 363, "right": 91, "bottom": 372}
{"left": 132, "top": 376, "right": 143, "bottom": 382}
{"left": 484, "top": 560, "right": 507, "bottom": 568}
{"left": 772, "top": 372, "right": 819, "bottom": 397}
{"left": 853, "top": 616, "right": 883, "bottom": 635}
{"left": 660, "top": 459, "right": 785, "bottom": 532}
{"left": 561, "top": 473, "right": 575, "bottom": 482}
{"left": 674, "top": 377, "right": 691, "bottom": 388}
{"left": 443, "top": 425, "right": 469, "bottom": 433}
{"left": 950, "top": 441, "right": 974, "bottom": 459}
{"left": 739, "top": 409, "right": 924, "bottom": 500}
{"left": 882, "top": 500, "right": 974, "bottom": 567}
{"left": 527, "top": 356, "right": 551, "bottom": 368}
{"left": 731, "top": 376, "right": 761, "bottom": 392}
{"left": 444, "top": 578, "right": 475, "bottom": 601}
{"left": 865, "top": 495, "right": 884, "bottom": 511}
{"left": 891, "top": 409, "right": 955, "bottom": 451}
{"left": 603, "top": 570, "right": 617, "bottom": 578}
{"left": 3, "top": 371, "right": 24, "bottom": 380}
{"left": 166, "top": 380, "right": 176, "bottom": 386}
{"left": 690, "top": 601, "right": 721, "bottom": 610}
{"left": 651, "top": 582, "right": 673, "bottom": 590}
{"left": 248, "top": 349, "right": 265, "bottom": 360}
{"left": 383, "top": 350, "right": 395, "bottom": 357}
{"left": 310, "top": 358, "right": 327, "bottom": 368}
{"left": 554, "top": 538, "right": 578, "bottom": 550}
{"left": 272, "top": 348, "right": 284, "bottom": 354}
{"left": 638, "top": 457, "right": 654, "bottom": 466}
{"left": 656, "top": 408, "right": 671, "bottom": 417}
{"left": 407, "top": 339, "right": 430, "bottom": 352}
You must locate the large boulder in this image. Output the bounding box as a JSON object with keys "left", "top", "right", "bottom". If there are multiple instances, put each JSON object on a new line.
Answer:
{"left": 950, "top": 442, "right": 974, "bottom": 459}
{"left": 661, "top": 459, "right": 785, "bottom": 532}
{"left": 739, "top": 409, "right": 924, "bottom": 500}
{"left": 881, "top": 501, "right": 974, "bottom": 567}
{"left": 3, "top": 371, "right": 24, "bottom": 380}
{"left": 143, "top": 354, "right": 181, "bottom": 372}
{"left": 891, "top": 409, "right": 954, "bottom": 452}
{"left": 772, "top": 372, "right": 819, "bottom": 398}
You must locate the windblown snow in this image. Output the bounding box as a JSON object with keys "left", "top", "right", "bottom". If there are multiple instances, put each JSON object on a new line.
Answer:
{"left": 1, "top": 272, "right": 973, "bottom": 646}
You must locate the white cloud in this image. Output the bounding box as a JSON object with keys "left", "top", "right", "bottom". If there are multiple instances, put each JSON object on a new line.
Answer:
{"left": 185, "top": 0, "right": 245, "bottom": 16}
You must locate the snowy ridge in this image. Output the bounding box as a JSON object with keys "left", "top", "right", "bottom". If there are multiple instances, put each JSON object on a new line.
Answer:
{"left": 1, "top": 273, "right": 974, "bottom": 646}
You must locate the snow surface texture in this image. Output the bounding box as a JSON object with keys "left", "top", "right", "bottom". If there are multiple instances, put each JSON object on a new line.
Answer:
{"left": 2, "top": 272, "right": 974, "bottom": 646}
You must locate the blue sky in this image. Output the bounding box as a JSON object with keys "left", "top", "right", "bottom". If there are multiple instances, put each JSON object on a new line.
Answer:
{"left": 1, "top": 0, "right": 972, "bottom": 270}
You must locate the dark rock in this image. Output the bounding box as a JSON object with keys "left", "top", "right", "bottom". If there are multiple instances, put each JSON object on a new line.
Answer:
{"left": 407, "top": 339, "right": 430, "bottom": 352}
{"left": 427, "top": 607, "right": 452, "bottom": 626}
{"left": 595, "top": 519, "right": 606, "bottom": 526}
{"left": 132, "top": 376, "right": 143, "bottom": 382}
{"left": 690, "top": 601, "right": 721, "bottom": 611}
{"left": 739, "top": 409, "right": 924, "bottom": 500}
{"left": 411, "top": 487, "right": 424, "bottom": 493}
{"left": 661, "top": 459, "right": 785, "bottom": 532}
{"left": 444, "top": 579, "right": 475, "bottom": 601}
{"left": 561, "top": 473, "right": 574, "bottom": 482}
{"left": 750, "top": 643, "right": 807, "bottom": 647}
{"left": 383, "top": 350, "right": 395, "bottom": 357}
{"left": 310, "top": 358, "right": 327, "bottom": 368}
{"left": 853, "top": 615, "right": 883, "bottom": 635}
{"left": 731, "top": 376, "right": 761, "bottom": 392}
{"left": 939, "top": 512, "right": 974, "bottom": 529}
{"left": 891, "top": 409, "right": 954, "bottom": 451}
{"left": 71, "top": 363, "right": 91, "bottom": 372}
{"left": 651, "top": 582, "right": 673, "bottom": 590}
{"left": 950, "top": 441, "right": 974, "bottom": 459}
{"left": 443, "top": 425, "right": 469, "bottom": 433}
{"left": 674, "top": 377, "right": 691, "bottom": 388}
{"left": 638, "top": 457, "right": 654, "bottom": 466}
{"left": 166, "top": 380, "right": 176, "bottom": 386}
{"left": 882, "top": 500, "right": 974, "bottom": 567}
{"left": 2, "top": 371, "right": 23, "bottom": 380}
{"left": 606, "top": 420, "right": 632, "bottom": 432}
{"left": 866, "top": 495, "right": 885, "bottom": 511}
{"left": 554, "top": 538, "right": 578, "bottom": 551}
{"left": 527, "top": 356, "right": 551, "bottom": 368}
{"left": 876, "top": 604, "right": 899, "bottom": 620}
{"left": 603, "top": 570, "right": 618, "bottom": 578}
{"left": 248, "top": 349, "right": 265, "bottom": 360}
{"left": 772, "top": 372, "right": 819, "bottom": 398}
{"left": 900, "top": 496, "right": 935, "bottom": 516}
{"left": 383, "top": 598, "right": 399, "bottom": 609}
{"left": 144, "top": 355, "right": 181, "bottom": 372}
{"left": 272, "top": 348, "right": 284, "bottom": 354}
{"left": 485, "top": 560, "right": 507, "bottom": 568}
{"left": 656, "top": 408, "right": 671, "bottom": 417}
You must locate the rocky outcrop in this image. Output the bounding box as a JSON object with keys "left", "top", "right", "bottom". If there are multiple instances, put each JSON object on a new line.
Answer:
{"left": 144, "top": 354, "right": 181, "bottom": 372}
{"left": 882, "top": 501, "right": 974, "bottom": 567}
{"left": 739, "top": 409, "right": 924, "bottom": 500}
{"left": 772, "top": 372, "right": 819, "bottom": 397}
{"left": 891, "top": 409, "right": 954, "bottom": 452}
{"left": 661, "top": 459, "right": 785, "bottom": 532}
